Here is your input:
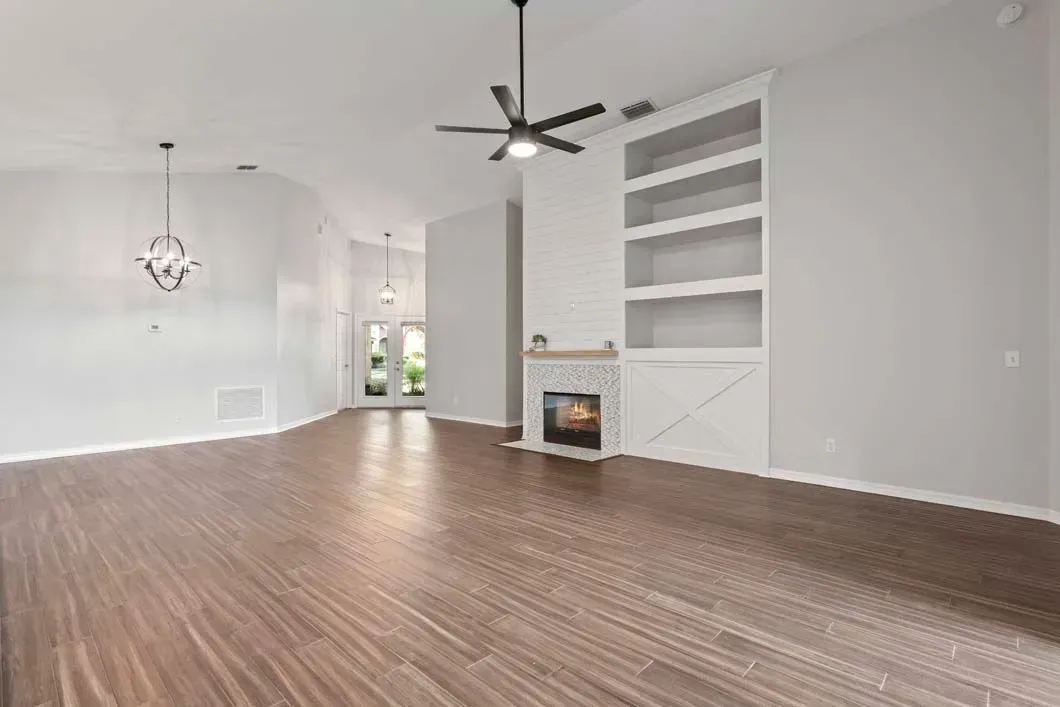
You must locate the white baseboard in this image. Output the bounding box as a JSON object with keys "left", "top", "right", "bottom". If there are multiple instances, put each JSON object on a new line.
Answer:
{"left": 769, "top": 467, "right": 1057, "bottom": 525}
{"left": 425, "top": 412, "right": 522, "bottom": 428}
{"left": 276, "top": 409, "right": 337, "bottom": 433}
{"left": 0, "top": 409, "right": 339, "bottom": 466}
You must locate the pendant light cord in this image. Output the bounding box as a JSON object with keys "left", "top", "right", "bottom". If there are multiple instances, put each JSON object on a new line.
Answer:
{"left": 385, "top": 233, "right": 391, "bottom": 285}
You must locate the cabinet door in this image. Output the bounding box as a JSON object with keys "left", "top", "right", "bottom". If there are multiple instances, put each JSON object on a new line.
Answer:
{"left": 625, "top": 360, "right": 765, "bottom": 474}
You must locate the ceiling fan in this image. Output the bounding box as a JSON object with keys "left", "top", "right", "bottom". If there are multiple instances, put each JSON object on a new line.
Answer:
{"left": 435, "top": 0, "right": 606, "bottom": 161}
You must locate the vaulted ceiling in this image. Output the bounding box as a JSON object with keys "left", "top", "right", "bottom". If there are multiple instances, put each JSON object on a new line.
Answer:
{"left": 0, "top": 0, "right": 951, "bottom": 249}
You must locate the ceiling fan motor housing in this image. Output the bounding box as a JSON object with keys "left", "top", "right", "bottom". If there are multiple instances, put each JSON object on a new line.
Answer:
{"left": 510, "top": 124, "right": 533, "bottom": 141}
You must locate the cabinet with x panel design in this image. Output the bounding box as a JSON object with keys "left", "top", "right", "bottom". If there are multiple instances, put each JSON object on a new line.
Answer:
{"left": 621, "top": 73, "right": 771, "bottom": 474}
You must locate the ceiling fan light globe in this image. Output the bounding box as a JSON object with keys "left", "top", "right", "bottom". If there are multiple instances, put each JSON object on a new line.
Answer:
{"left": 508, "top": 140, "right": 538, "bottom": 158}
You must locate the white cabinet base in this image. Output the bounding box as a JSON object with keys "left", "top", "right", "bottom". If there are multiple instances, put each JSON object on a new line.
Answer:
{"left": 624, "top": 360, "right": 766, "bottom": 475}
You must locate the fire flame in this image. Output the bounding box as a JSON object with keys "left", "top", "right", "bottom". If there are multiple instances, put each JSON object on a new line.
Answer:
{"left": 565, "top": 400, "right": 600, "bottom": 430}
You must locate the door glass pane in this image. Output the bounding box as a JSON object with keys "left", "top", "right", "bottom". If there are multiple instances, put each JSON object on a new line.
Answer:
{"left": 364, "top": 322, "right": 388, "bottom": 396}
{"left": 402, "top": 324, "right": 426, "bottom": 396}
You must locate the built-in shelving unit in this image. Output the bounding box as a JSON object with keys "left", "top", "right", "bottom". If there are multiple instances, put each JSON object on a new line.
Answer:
{"left": 619, "top": 73, "right": 771, "bottom": 475}
{"left": 623, "top": 96, "right": 767, "bottom": 350}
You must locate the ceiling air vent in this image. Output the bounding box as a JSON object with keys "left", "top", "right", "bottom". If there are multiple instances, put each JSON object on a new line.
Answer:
{"left": 619, "top": 99, "right": 657, "bottom": 121}
{"left": 236, "top": 165, "right": 259, "bottom": 171}
{"left": 216, "top": 387, "right": 265, "bottom": 422}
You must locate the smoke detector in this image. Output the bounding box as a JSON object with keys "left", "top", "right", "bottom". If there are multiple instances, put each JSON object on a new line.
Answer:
{"left": 997, "top": 3, "right": 1023, "bottom": 26}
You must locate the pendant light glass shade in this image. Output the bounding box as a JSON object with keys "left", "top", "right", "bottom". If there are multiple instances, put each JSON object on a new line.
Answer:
{"left": 379, "top": 232, "right": 396, "bottom": 305}
{"left": 378, "top": 283, "right": 396, "bottom": 305}
{"left": 135, "top": 143, "right": 202, "bottom": 292}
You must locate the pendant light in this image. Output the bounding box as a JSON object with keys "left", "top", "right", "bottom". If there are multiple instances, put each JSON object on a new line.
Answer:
{"left": 378, "top": 233, "right": 396, "bottom": 305}
{"left": 134, "top": 143, "right": 202, "bottom": 292}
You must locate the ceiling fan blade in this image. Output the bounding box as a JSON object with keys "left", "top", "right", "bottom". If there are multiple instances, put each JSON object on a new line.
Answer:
{"left": 491, "top": 85, "right": 525, "bottom": 125}
{"left": 435, "top": 125, "right": 509, "bottom": 134}
{"left": 535, "top": 133, "right": 584, "bottom": 154}
{"left": 531, "top": 103, "right": 606, "bottom": 133}
{"left": 488, "top": 141, "right": 512, "bottom": 161}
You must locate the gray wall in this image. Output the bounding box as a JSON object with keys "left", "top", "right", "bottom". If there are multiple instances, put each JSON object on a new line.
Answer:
{"left": 276, "top": 184, "right": 350, "bottom": 426}
{"left": 348, "top": 240, "right": 426, "bottom": 318}
{"left": 771, "top": 0, "right": 1051, "bottom": 506}
{"left": 425, "top": 200, "right": 523, "bottom": 425}
{"left": 1051, "top": 0, "right": 1060, "bottom": 513}
{"left": 505, "top": 201, "right": 525, "bottom": 424}
{"left": 0, "top": 172, "right": 347, "bottom": 458}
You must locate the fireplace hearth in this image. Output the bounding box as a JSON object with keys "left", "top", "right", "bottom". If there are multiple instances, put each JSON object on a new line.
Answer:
{"left": 543, "top": 392, "right": 602, "bottom": 450}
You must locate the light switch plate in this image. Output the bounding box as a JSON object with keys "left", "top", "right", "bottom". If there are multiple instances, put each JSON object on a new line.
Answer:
{"left": 1004, "top": 351, "right": 1020, "bottom": 368}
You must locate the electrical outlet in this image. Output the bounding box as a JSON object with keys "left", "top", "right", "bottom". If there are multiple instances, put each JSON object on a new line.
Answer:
{"left": 825, "top": 438, "right": 837, "bottom": 453}
{"left": 148, "top": 323, "right": 161, "bottom": 333}
{"left": 1004, "top": 351, "right": 1021, "bottom": 368}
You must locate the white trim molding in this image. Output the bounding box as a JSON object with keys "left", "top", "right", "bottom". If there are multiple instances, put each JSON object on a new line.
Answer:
{"left": 425, "top": 412, "right": 522, "bottom": 428}
{"left": 276, "top": 409, "right": 338, "bottom": 433}
{"left": 0, "top": 410, "right": 339, "bottom": 466}
{"left": 770, "top": 468, "right": 1057, "bottom": 525}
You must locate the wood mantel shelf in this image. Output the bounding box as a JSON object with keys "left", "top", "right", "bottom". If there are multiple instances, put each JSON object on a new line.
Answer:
{"left": 520, "top": 350, "right": 619, "bottom": 358}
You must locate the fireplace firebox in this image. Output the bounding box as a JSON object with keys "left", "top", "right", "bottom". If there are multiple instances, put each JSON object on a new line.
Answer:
{"left": 543, "top": 392, "right": 602, "bottom": 450}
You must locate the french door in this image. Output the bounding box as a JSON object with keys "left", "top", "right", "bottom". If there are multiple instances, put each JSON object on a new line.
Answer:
{"left": 355, "top": 315, "right": 426, "bottom": 408}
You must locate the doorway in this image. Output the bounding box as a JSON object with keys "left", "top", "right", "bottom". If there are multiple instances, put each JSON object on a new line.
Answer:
{"left": 355, "top": 315, "right": 426, "bottom": 408}
{"left": 336, "top": 311, "right": 351, "bottom": 410}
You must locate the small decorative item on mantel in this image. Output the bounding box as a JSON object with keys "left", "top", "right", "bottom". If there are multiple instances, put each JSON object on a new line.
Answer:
{"left": 529, "top": 334, "right": 547, "bottom": 352}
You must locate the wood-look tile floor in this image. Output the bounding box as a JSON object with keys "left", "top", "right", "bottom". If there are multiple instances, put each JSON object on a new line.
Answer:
{"left": 2, "top": 411, "right": 1060, "bottom": 707}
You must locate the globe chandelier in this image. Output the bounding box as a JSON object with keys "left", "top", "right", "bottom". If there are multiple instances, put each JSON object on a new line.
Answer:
{"left": 135, "top": 143, "right": 202, "bottom": 292}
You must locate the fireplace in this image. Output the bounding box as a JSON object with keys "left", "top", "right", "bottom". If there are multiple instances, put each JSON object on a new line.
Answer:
{"left": 543, "top": 392, "right": 602, "bottom": 450}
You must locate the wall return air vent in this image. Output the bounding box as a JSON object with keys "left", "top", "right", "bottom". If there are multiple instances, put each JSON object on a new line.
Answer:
{"left": 216, "top": 386, "right": 265, "bottom": 422}
{"left": 620, "top": 99, "right": 657, "bottom": 121}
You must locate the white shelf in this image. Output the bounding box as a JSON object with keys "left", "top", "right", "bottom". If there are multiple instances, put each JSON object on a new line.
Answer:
{"left": 624, "top": 274, "right": 763, "bottom": 302}
{"left": 625, "top": 100, "right": 761, "bottom": 179}
{"left": 622, "top": 347, "right": 764, "bottom": 363}
{"left": 625, "top": 202, "right": 764, "bottom": 243}
{"left": 624, "top": 144, "right": 763, "bottom": 196}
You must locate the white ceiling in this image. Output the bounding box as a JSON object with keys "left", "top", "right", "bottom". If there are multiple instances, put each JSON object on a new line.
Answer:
{"left": 0, "top": 0, "right": 951, "bottom": 250}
